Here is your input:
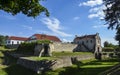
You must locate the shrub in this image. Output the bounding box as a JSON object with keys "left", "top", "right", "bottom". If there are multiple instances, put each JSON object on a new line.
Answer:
{"left": 17, "top": 40, "right": 52, "bottom": 54}
{"left": 102, "top": 47, "right": 114, "bottom": 52}
{"left": 102, "top": 53, "right": 107, "bottom": 55}
{"left": 109, "top": 53, "right": 114, "bottom": 57}
{"left": 17, "top": 42, "right": 36, "bottom": 54}
{"left": 37, "top": 40, "right": 52, "bottom": 44}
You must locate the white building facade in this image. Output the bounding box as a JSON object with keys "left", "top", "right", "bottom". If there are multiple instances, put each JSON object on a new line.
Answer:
{"left": 73, "top": 33, "right": 102, "bottom": 53}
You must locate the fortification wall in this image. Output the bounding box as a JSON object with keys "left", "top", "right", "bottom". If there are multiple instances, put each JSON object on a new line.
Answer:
{"left": 17, "top": 54, "right": 94, "bottom": 73}
{"left": 17, "top": 57, "right": 72, "bottom": 73}
{"left": 50, "top": 42, "right": 77, "bottom": 52}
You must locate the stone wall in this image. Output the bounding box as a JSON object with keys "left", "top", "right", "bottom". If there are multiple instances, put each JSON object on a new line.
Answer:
{"left": 17, "top": 54, "right": 94, "bottom": 73}
{"left": 50, "top": 42, "right": 77, "bottom": 52}
{"left": 17, "top": 57, "right": 72, "bottom": 73}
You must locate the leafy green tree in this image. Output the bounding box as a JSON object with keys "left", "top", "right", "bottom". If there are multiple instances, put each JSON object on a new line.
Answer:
{"left": 0, "top": 35, "right": 7, "bottom": 46}
{"left": 0, "top": 0, "right": 49, "bottom": 18}
{"left": 104, "top": 41, "right": 109, "bottom": 47}
{"left": 115, "top": 27, "right": 120, "bottom": 46}
{"left": 103, "top": 0, "right": 120, "bottom": 29}
{"left": 103, "top": 41, "right": 118, "bottom": 48}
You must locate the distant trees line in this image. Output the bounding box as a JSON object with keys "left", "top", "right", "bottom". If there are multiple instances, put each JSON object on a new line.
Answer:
{"left": 103, "top": 41, "right": 120, "bottom": 52}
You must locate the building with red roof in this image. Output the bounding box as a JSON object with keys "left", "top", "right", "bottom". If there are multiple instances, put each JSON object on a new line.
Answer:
{"left": 6, "top": 36, "right": 28, "bottom": 45}
{"left": 27, "top": 34, "right": 61, "bottom": 42}
{"left": 6, "top": 34, "right": 61, "bottom": 46}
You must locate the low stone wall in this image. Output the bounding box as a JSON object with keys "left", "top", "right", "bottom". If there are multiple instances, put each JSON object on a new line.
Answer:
{"left": 72, "top": 54, "right": 94, "bottom": 61}
{"left": 17, "top": 57, "right": 72, "bottom": 73}
{"left": 17, "top": 54, "right": 94, "bottom": 73}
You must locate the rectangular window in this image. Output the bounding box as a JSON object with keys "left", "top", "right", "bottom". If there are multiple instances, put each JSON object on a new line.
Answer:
{"left": 86, "top": 40, "right": 88, "bottom": 43}
{"left": 91, "top": 40, "right": 92, "bottom": 43}
{"left": 82, "top": 41, "right": 84, "bottom": 44}
{"left": 17, "top": 41, "right": 19, "bottom": 44}
{"left": 8, "top": 40, "right": 10, "bottom": 44}
{"left": 12, "top": 41, "right": 14, "bottom": 44}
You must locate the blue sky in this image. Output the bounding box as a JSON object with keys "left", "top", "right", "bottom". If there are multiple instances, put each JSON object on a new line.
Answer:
{"left": 0, "top": 0, "right": 118, "bottom": 46}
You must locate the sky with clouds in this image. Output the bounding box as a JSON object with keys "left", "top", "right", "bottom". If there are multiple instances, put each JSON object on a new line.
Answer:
{"left": 0, "top": 0, "right": 118, "bottom": 46}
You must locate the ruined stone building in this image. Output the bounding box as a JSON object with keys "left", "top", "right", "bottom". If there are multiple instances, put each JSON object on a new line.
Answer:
{"left": 73, "top": 33, "right": 102, "bottom": 53}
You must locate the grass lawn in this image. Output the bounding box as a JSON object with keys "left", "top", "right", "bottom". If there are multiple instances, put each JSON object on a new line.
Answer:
{"left": 26, "top": 56, "right": 57, "bottom": 61}
{"left": 24, "top": 52, "right": 93, "bottom": 61}
{"left": 52, "top": 52, "right": 93, "bottom": 57}
{"left": 44, "top": 58, "right": 120, "bottom": 75}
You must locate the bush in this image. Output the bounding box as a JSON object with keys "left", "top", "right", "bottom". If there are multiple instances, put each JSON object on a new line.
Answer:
{"left": 102, "top": 53, "right": 107, "bottom": 55}
{"left": 109, "top": 53, "right": 114, "bottom": 57}
{"left": 17, "top": 42, "right": 36, "bottom": 54}
{"left": 37, "top": 40, "right": 52, "bottom": 44}
{"left": 116, "top": 53, "right": 120, "bottom": 58}
{"left": 102, "top": 47, "right": 114, "bottom": 52}
{"left": 16, "top": 40, "right": 52, "bottom": 54}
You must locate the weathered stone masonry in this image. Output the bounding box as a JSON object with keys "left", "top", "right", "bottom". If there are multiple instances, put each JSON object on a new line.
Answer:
{"left": 17, "top": 54, "right": 94, "bottom": 73}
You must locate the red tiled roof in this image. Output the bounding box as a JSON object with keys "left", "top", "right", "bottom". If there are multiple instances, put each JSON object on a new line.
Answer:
{"left": 29, "top": 34, "right": 61, "bottom": 42}
{"left": 8, "top": 36, "right": 28, "bottom": 41}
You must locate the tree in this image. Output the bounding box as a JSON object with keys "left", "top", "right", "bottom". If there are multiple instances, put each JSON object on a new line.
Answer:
{"left": 115, "top": 27, "right": 120, "bottom": 46}
{"left": 0, "top": 35, "right": 7, "bottom": 46}
{"left": 104, "top": 41, "right": 109, "bottom": 47}
{"left": 0, "top": 0, "right": 49, "bottom": 18}
{"left": 103, "top": 41, "right": 117, "bottom": 48}
{"left": 103, "top": 0, "right": 120, "bottom": 29}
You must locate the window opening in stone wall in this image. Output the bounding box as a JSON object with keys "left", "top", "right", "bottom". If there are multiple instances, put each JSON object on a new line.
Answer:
{"left": 17, "top": 41, "right": 19, "bottom": 44}
{"left": 86, "top": 40, "right": 88, "bottom": 43}
{"left": 90, "top": 40, "right": 92, "bottom": 43}
{"left": 12, "top": 41, "right": 14, "bottom": 44}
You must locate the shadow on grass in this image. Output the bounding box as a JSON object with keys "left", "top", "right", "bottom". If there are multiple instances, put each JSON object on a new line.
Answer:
{"left": 60, "top": 58, "right": 120, "bottom": 75}
{"left": 58, "top": 66, "right": 111, "bottom": 75}
{"left": 3, "top": 64, "right": 39, "bottom": 75}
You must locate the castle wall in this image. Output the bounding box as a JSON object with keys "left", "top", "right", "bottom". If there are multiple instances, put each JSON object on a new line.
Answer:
{"left": 50, "top": 42, "right": 77, "bottom": 52}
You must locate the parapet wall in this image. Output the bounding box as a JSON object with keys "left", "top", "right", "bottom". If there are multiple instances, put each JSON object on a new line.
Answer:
{"left": 50, "top": 42, "right": 77, "bottom": 52}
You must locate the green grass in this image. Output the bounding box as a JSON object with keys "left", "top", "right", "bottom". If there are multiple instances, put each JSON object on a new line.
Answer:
{"left": 44, "top": 58, "right": 120, "bottom": 75}
{"left": 52, "top": 52, "right": 93, "bottom": 57}
{"left": 26, "top": 56, "right": 57, "bottom": 61}
{"left": 24, "top": 52, "right": 93, "bottom": 61}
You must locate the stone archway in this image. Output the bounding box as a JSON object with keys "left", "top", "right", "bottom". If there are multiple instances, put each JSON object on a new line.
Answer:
{"left": 34, "top": 43, "right": 52, "bottom": 57}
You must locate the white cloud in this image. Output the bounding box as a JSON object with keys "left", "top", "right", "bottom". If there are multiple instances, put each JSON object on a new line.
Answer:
{"left": 0, "top": 32, "right": 14, "bottom": 36}
{"left": 62, "top": 39, "right": 71, "bottom": 42}
{"left": 22, "top": 25, "right": 33, "bottom": 30}
{"left": 88, "top": 11, "right": 104, "bottom": 19}
{"left": 88, "top": 5, "right": 105, "bottom": 19}
{"left": 41, "top": 17, "right": 72, "bottom": 37}
{"left": 73, "top": 17, "right": 80, "bottom": 20}
{"left": 79, "top": 0, "right": 103, "bottom": 7}
{"left": 101, "top": 37, "right": 118, "bottom": 47}
{"left": 93, "top": 25, "right": 108, "bottom": 28}
{"left": 79, "top": 0, "right": 105, "bottom": 19}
